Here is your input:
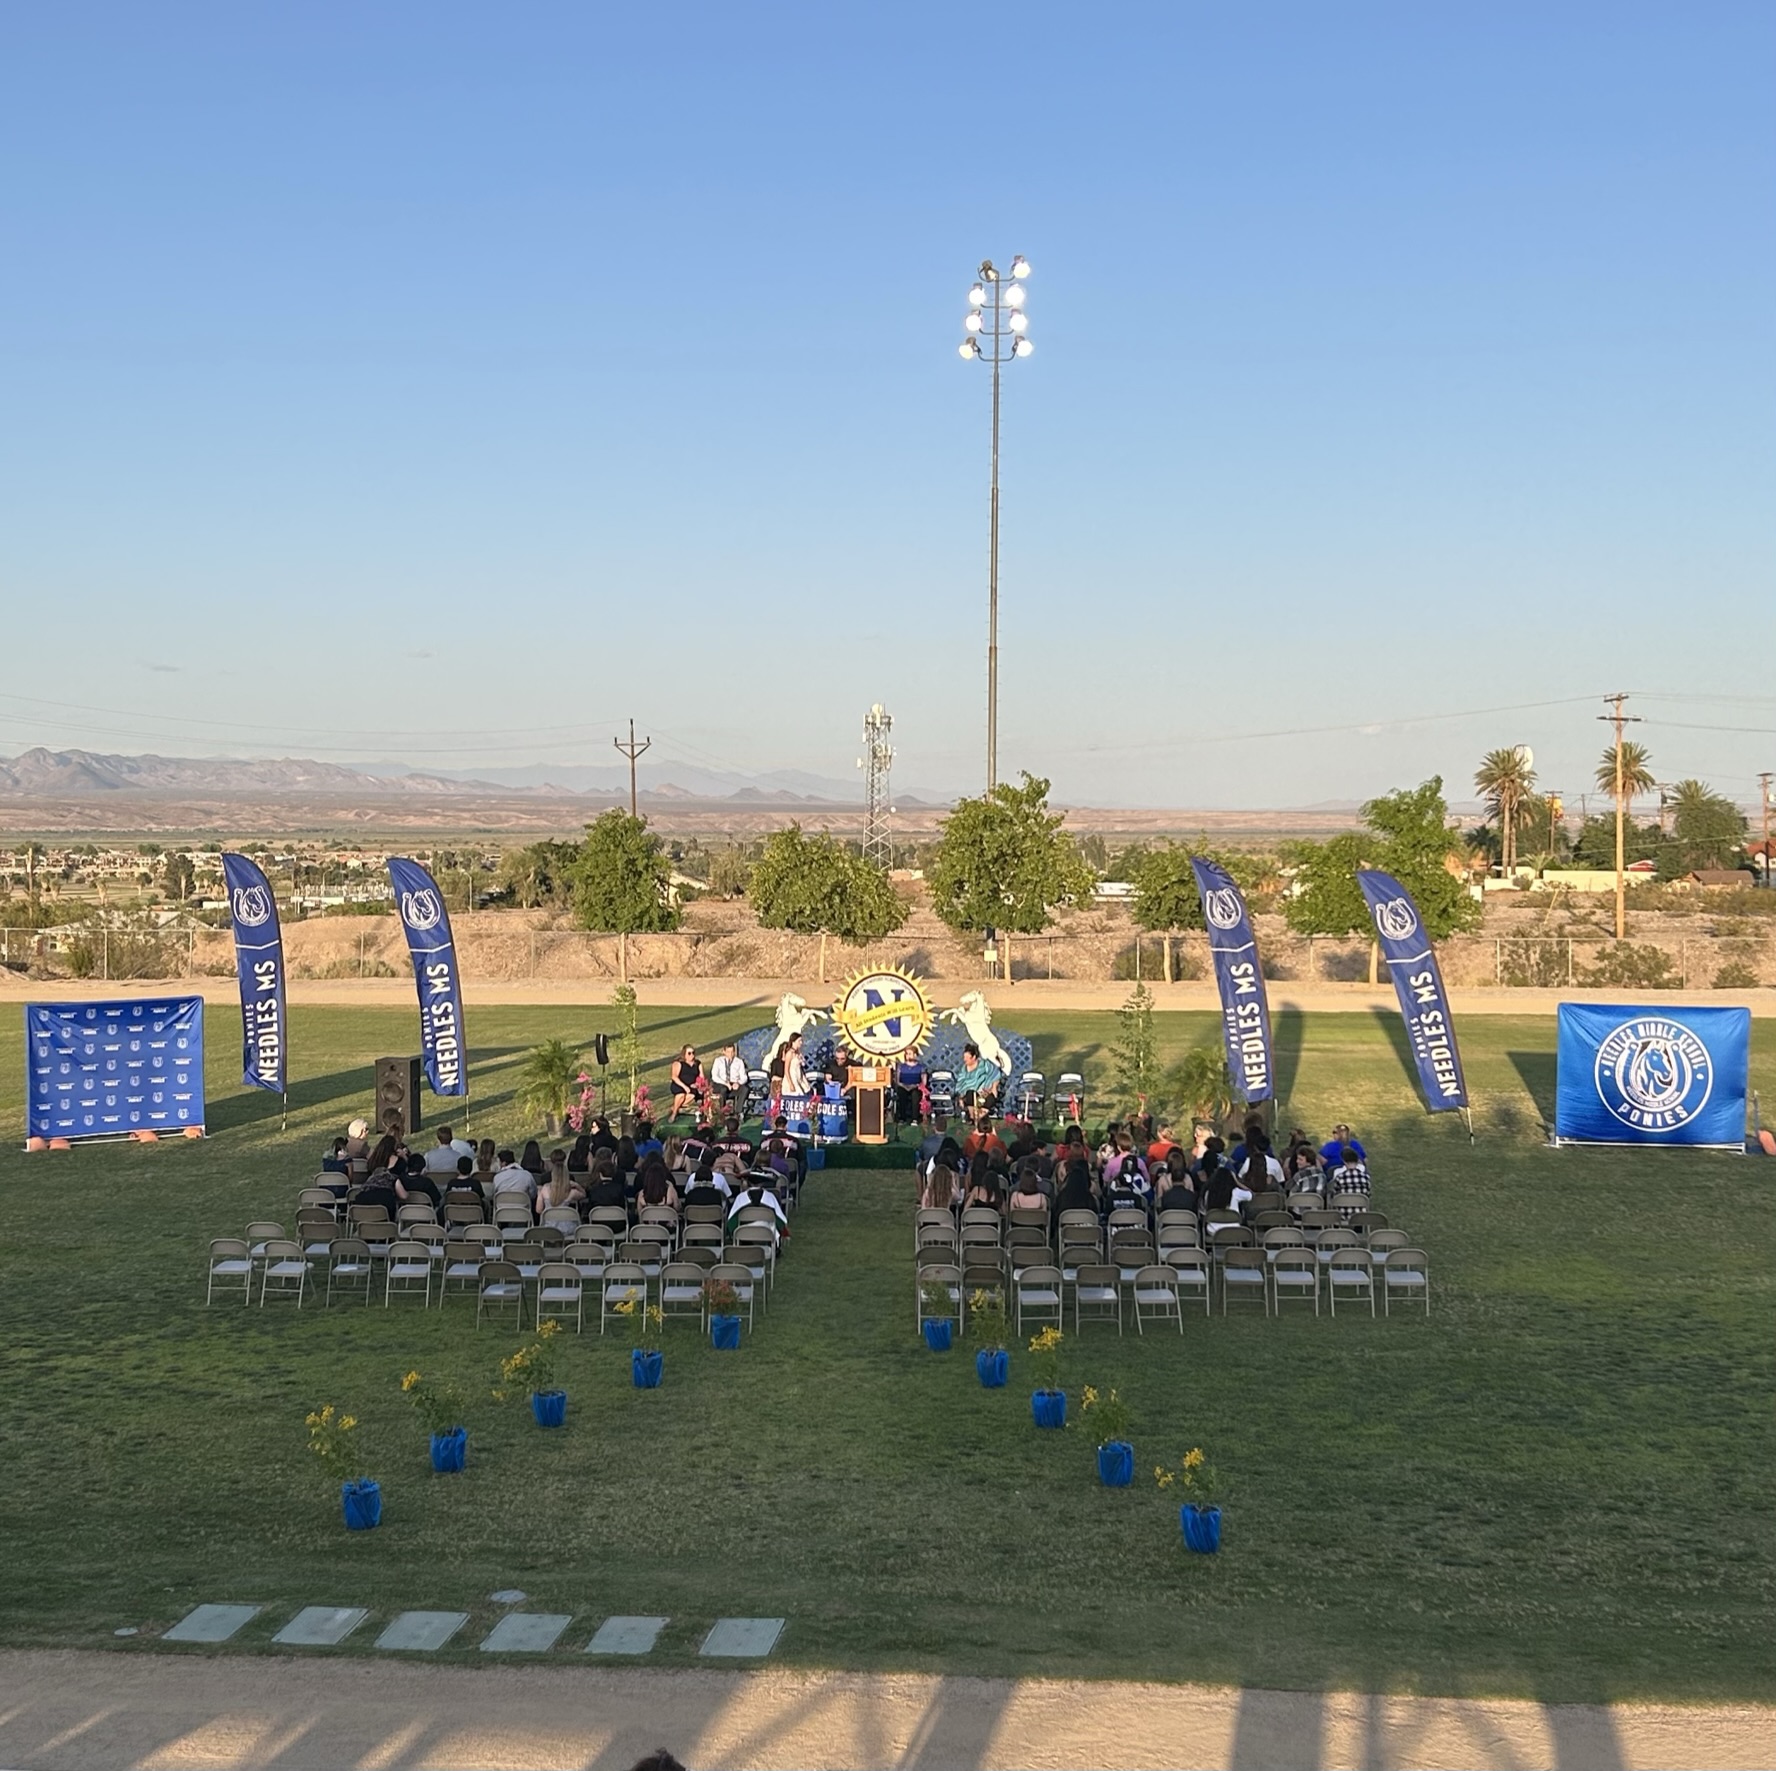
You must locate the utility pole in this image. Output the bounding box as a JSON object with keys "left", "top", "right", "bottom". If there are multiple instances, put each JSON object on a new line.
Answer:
{"left": 1599, "top": 693, "right": 1640, "bottom": 941}
{"left": 1757, "top": 769, "right": 1773, "bottom": 879}
{"left": 614, "top": 719, "right": 651, "bottom": 819}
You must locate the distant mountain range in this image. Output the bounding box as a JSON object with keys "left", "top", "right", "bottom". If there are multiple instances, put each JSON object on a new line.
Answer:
{"left": 0, "top": 747, "right": 886, "bottom": 805}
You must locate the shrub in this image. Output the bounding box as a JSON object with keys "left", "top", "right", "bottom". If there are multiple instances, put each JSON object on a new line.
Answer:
{"left": 1578, "top": 942, "right": 1679, "bottom": 989}
{"left": 1712, "top": 961, "right": 1760, "bottom": 989}
{"left": 1497, "top": 939, "right": 1569, "bottom": 988}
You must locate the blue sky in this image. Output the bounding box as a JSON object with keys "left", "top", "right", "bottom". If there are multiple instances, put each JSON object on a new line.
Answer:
{"left": 1, "top": 2, "right": 1771, "bottom": 808}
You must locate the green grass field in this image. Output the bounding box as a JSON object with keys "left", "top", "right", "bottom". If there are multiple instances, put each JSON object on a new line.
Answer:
{"left": 0, "top": 1001, "right": 1771, "bottom": 1702}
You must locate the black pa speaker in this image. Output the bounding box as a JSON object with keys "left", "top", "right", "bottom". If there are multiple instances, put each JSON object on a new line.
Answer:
{"left": 593, "top": 1033, "right": 610, "bottom": 1068}
{"left": 374, "top": 1055, "right": 423, "bottom": 1136}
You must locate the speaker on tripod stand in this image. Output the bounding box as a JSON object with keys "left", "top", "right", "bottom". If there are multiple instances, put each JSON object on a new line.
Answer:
{"left": 593, "top": 1033, "right": 610, "bottom": 1118}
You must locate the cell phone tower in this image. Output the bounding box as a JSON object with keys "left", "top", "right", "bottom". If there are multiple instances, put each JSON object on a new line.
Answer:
{"left": 859, "top": 703, "right": 895, "bottom": 868}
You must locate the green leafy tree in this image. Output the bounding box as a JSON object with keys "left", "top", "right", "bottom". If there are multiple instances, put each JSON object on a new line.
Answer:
{"left": 707, "top": 846, "right": 754, "bottom": 899}
{"left": 748, "top": 824, "right": 905, "bottom": 983}
{"left": 1109, "top": 982, "right": 1160, "bottom": 1111}
{"left": 497, "top": 840, "right": 580, "bottom": 909}
{"left": 518, "top": 1037, "right": 582, "bottom": 1134}
{"left": 928, "top": 773, "right": 1094, "bottom": 983}
{"left": 609, "top": 982, "right": 642, "bottom": 1109}
{"left": 1171, "top": 1042, "right": 1234, "bottom": 1127}
{"left": 1665, "top": 779, "right": 1749, "bottom": 875}
{"left": 1284, "top": 779, "right": 1478, "bottom": 981}
{"left": 161, "top": 852, "right": 196, "bottom": 902}
{"left": 570, "top": 812, "right": 679, "bottom": 981}
{"left": 1129, "top": 843, "right": 1202, "bottom": 984}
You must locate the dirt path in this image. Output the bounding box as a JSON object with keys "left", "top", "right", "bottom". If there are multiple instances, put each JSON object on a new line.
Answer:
{"left": 2, "top": 976, "right": 1768, "bottom": 1016}
{"left": 0, "top": 1651, "right": 1769, "bottom": 1770}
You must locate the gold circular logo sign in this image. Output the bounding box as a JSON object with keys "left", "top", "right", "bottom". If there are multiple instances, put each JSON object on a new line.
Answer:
{"left": 833, "top": 967, "right": 933, "bottom": 1061}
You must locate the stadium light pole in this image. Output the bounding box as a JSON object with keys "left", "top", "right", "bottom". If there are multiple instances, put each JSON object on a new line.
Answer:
{"left": 958, "top": 255, "right": 1033, "bottom": 792}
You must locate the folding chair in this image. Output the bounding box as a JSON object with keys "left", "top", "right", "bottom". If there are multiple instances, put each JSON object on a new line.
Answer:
{"left": 258, "top": 1239, "right": 309, "bottom": 1308}
{"left": 685, "top": 1203, "right": 727, "bottom": 1229}
{"left": 1132, "top": 1264, "right": 1183, "bottom": 1335}
{"left": 677, "top": 1243, "right": 718, "bottom": 1270}
{"left": 962, "top": 1262, "right": 1006, "bottom": 1316}
{"left": 508, "top": 1240, "right": 547, "bottom": 1285}
{"left": 731, "top": 1223, "right": 777, "bottom": 1299}
{"left": 707, "top": 1260, "right": 756, "bottom": 1330}
{"left": 383, "top": 1239, "right": 433, "bottom": 1307}
{"left": 600, "top": 1261, "right": 649, "bottom": 1334}
{"left": 1112, "top": 1240, "right": 1157, "bottom": 1289}
{"left": 205, "top": 1237, "right": 252, "bottom": 1306}
{"left": 541, "top": 1207, "right": 581, "bottom": 1236}
{"left": 396, "top": 1203, "right": 437, "bottom": 1231}
{"left": 445, "top": 1199, "right": 487, "bottom": 1227}
{"left": 659, "top": 1261, "right": 707, "bottom": 1324}
{"left": 916, "top": 1262, "right": 963, "bottom": 1334}
{"left": 638, "top": 1205, "right": 680, "bottom": 1243}
{"left": 1013, "top": 1070, "right": 1046, "bottom": 1119}
{"left": 535, "top": 1261, "right": 584, "bottom": 1332}
{"left": 1327, "top": 1248, "right": 1375, "bottom": 1317}
{"left": 1368, "top": 1229, "right": 1409, "bottom": 1278}
{"left": 1312, "top": 1228, "right": 1360, "bottom": 1268}
{"left": 1106, "top": 1206, "right": 1149, "bottom": 1239}
{"left": 297, "top": 1187, "right": 339, "bottom": 1214}
{"left": 296, "top": 1207, "right": 338, "bottom": 1239}
{"left": 1168, "top": 1248, "right": 1213, "bottom": 1315}
{"left": 1157, "top": 1220, "right": 1200, "bottom": 1257}
{"left": 1220, "top": 1248, "right": 1268, "bottom": 1315}
{"left": 245, "top": 1221, "right": 286, "bottom": 1260}
{"left": 299, "top": 1218, "right": 338, "bottom": 1260}
{"left": 326, "top": 1237, "right": 374, "bottom": 1306}
{"left": 1005, "top": 1223, "right": 1048, "bottom": 1250}
{"left": 1008, "top": 1206, "right": 1050, "bottom": 1233}
{"left": 588, "top": 1205, "right": 629, "bottom": 1236}
{"left": 1073, "top": 1263, "right": 1122, "bottom": 1334}
{"left": 439, "top": 1239, "right": 486, "bottom": 1305}
{"left": 1383, "top": 1248, "right": 1429, "bottom": 1316}
{"left": 564, "top": 1239, "right": 611, "bottom": 1282}
{"left": 1270, "top": 1249, "right": 1319, "bottom": 1316}
{"left": 1055, "top": 1072, "right": 1086, "bottom": 1119}
{"left": 961, "top": 1206, "right": 1002, "bottom": 1238}
{"left": 617, "top": 1239, "right": 665, "bottom": 1281}
{"left": 476, "top": 1259, "right": 525, "bottom": 1329}
{"left": 683, "top": 1222, "right": 724, "bottom": 1251}
{"left": 493, "top": 1200, "right": 534, "bottom": 1242}
{"left": 1262, "top": 1226, "right": 1306, "bottom": 1265}
{"left": 1014, "top": 1264, "right": 1064, "bottom": 1337}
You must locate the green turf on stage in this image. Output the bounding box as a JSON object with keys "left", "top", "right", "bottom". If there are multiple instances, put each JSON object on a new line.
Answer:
{"left": 0, "top": 1001, "right": 1771, "bottom": 1702}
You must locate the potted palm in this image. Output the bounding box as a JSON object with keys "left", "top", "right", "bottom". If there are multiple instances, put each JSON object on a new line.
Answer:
{"left": 1081, "top": 1385, "right": 1134, "bottom": 1486}
{"left": 704, "top": 1276, "right": 743, "bottom": 1349}
{"left": 1158, "top": 1447, "right": 1221, "bottom": 1552}
{"left": 969, "top": 1288, "right": 1010, "bottom": 1388}
{"left": 306, "top": 1404, "right": 380, "bottom": 1530}
{"left": 919, "top": 1278, "right": 955, "bottom": 1352}
{"left": 1029, "top": 1327, "right": 1066, "bottom": 1428}
{"left": 401, "top": 1368, "right": 468, "bottom": 1471}
{"left": 496, "top": 1322, "right": 566, "bottom": 1427}
{"left": 518, "top": 1038, "right": 582, "bottom": 1136}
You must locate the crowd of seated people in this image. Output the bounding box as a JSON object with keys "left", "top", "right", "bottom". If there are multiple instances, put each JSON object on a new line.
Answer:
{"left": 314, "top": 1109, "right": 803, "bottom": 1240}
{"left": 913, "top": 1107, "right": 1374, "bottom": 1227}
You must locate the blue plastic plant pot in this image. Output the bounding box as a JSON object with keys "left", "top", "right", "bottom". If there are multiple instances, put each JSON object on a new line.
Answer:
{"left": 976, "top": 1348, "right": 1009, "bottom": 1388}
{"left": 531, "top": 1389, "right": 567, "bottom": 1429}
{"left": 710, "top": 1313, "right": 742, "bottom": 1350}
{"left": 921, "top": 1318, "right": 954, "bottom": 1353}
{"left": 1031, "top": 1388, "right": 1067, "bottom": 1429}
{"left": 632, "top": 1348, "right": 664, "bottom": 1389}
{"left": 805, "top": 1147, "right": 826, "bottom": 1171}
{"left": 429, "top": 1426, "right": 467, "bottom": 1472}
{"left": 1181, "top": 1503, "right": 1223, "bottom": 1553}
{"left": 1097, "top": 1440, "right": 1135, "bottom": 1487}
{"left": 341, "top": 1478, "right": 382, "bottom": 1531}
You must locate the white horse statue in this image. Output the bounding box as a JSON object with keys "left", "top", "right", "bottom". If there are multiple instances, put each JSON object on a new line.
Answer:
{"left": 765, "top": 992, "right": 823, "bottom": 1067}
{"left": 943, "top": 990, "right": 1012, "bottom": 1077}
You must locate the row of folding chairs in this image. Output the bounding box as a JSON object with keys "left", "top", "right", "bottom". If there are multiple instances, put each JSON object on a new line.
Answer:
{"left": 921, "top": 1261, "right": 1189, "bottom": 1338}
{"left": 477, "top": 1259, "right": 757, "bottom": 1334}
{"left": 1216, "top": 1246, "right": 1429, "bottom": 1317}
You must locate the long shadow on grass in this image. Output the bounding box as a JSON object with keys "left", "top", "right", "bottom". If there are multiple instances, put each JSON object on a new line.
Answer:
{"left": 1508, "top": 1048, "right": 1558, "bottom": 1132}
{"left": 1229, "top": 1687, "right": 1325, "bottom": 1770}
{"left": 1272, "top": 1005, "right": 1306, "bottom": 1113}
{"left": 1368, "top": 1005, "right": 1420, "bottom": 1097}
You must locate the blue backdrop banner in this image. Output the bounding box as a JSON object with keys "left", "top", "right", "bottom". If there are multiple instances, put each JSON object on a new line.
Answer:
{"left": 1356, "top": 869, "right": 1469, "bottom": 1114}
{"left": 1555, "top": 1003, "right": 1749, "bottom": 1147}
{"left": 27, "top": 996, "right": 205, "bottom": 1141}
{"left": 221, "top": 852, "right": 286, "bottom": 1095}
{"left": 1190, "top": 857, "right": 1275, "bottom": 1105}
{"left": 387, "top": 856, "right": 468, "bottom": 1097}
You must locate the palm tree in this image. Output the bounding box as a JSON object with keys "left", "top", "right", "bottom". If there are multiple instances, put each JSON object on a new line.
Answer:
{"left": 1594, "top": 740, "right": 1655, "bottom": 810}
{"left": 518, "top": 1037, "right": 583, "bottom": 1135}
{"left": 1474, "top": 748, "right": 1537, "bottom": 874}
{"left": 1170, "top": 1043, "right": 1234, "bottom": 1127}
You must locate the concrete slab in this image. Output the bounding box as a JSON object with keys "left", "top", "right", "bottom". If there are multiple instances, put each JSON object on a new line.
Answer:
{"left": 162, "top": 1604, "right": 261, "bottom": 1644}
{"left": 585, "top": 1615, "right": 669, "bottom": 1656}
{"left": 480, "top": 1613, "right": 571, "bottom": 1653}
{"left": 700, "top": 1617, "right": 784, "bottom": 1658}
{"left": 273, "top": 1606, "right": 368, "bottom": 1646}
{"left": 376, "top": 1611, "right": 469, "bottom": 1652}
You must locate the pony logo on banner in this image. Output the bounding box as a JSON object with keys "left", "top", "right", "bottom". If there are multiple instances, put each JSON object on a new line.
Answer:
{"left": 1555, "top": 1003, "right": 1748, "bottom": 1147}
{"left": 1190, "top": 857, "right": 1274, "bottom": 1105}
{"left": 1356, "top": 869, "right": 1468, "bottom": 1114}
{"left": 387, "top": 857, "right": 467, "bottom": 1097}
{"left": 221, "top": 853, "right": 286, "bottom": 1095}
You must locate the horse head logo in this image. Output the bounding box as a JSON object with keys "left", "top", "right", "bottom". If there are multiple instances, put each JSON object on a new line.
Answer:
{"left": 1373, "top": 897, "right": 1419, "bottom": 943}
{"left": 400, "top": 889, "right": 443, "bottom": 932}
{"left": 1203, "top": 888, "right": 1243, "bottom": 931}
{"left": 231, "top": 884, "right": 272, "bottom": 928}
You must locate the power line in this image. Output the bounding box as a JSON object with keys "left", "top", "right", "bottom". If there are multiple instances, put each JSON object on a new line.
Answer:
{"left": 613, "top": 719, "right": 651, "bottom": 819}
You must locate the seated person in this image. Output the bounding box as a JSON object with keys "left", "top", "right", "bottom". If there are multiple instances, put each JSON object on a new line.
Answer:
{"left": 670, "top": 1046, "right": 705, "bottom": 1119}
{"left": 894, "top": 1055, "right": 926, "bottom": 1122}
{"left": 344, "top": 1117, "right": 371, "bottom": 1174}
{"left": 1283, "top": 1145, "right": 1323, "bottom": 1194}
{"left": 761, "top": 1115, "right": 804, "bottom": 1181}
{"left": 728, "top": 1175, "right": 788, "bottom": 1245}
{"left": 682, "top": 1164, "right": 729, "bottom": 1208}
{"left": 633, "top": 1119, "right": 664, "bottom": 1161}
{"left": 1199, "top": 1153, "right": 1235, "bottom": 1214}
{"left": 1008, "top": 1161, "right": 1048, "bottom": 1215}
{"left": 953, "top": 1043, "right": 1003, "bottom": 1115}
{"left": 1319, "top": 1122, "right": 1367, "bottom": 1171}
{"left": 581, "top": 1157, "right": 627, "bottom": 1215}
{"left": 1053, "top": 1155, "right": 1097, "bottom": 1216}
{"left": 1147, "top": 1122, "right": 1180, "bottom": 1166}
{"left": 422, "top": 1126, "right": 463, "bottom": 1178}
{"left": 1156, "top": 1146, "right": 1198, "bottom": 1212}
{"left": 635, "top": 1158, "right": 680, "bottom": 1212}
{"left": 490, "top": 1148, "right": 536, "bottom": 1199}
{"left": 709, "top": 1044, "right": 748, "bottom": 1112}
{"left": 396, "top": 1155, "right": 442, "bottom": 1210}
{"left": 717, "top": 1117, "right": 756, "bottom": 1165}
{"left": 587, "top": 1115, "right": 619, "bottom": 1155}
{"left": 445, "top": 1155, "right": 485, "bottom": 1205}
{"left": 320, "top": 1137, "right": 351, "bottom": 1176}
{"left": 353, "top": 1166, "right": 403, "bottom": 1219}
{"left": 1105, "top": 1160, "right": 1152, "bottom": 1215}
{"left": 962, "top": 1114, "right": 1007, "bottom": 1163}
{"left": 1328, "top": 1143, "right": 1371, "bottom": 1199}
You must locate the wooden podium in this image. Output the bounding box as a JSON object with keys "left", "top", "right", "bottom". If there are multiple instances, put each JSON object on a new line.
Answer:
{"left": 851, "top": 1065, "right": 891, "bottom": 1144}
